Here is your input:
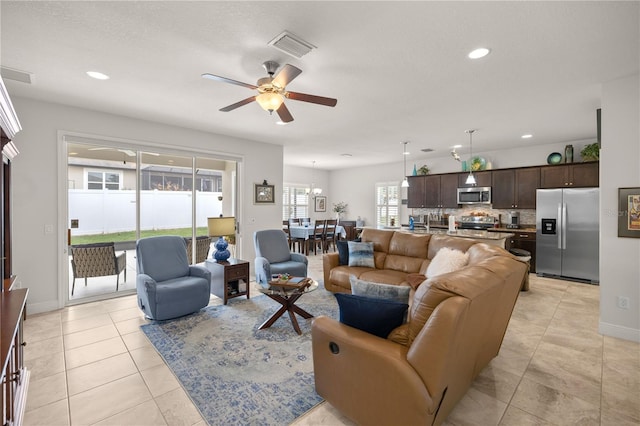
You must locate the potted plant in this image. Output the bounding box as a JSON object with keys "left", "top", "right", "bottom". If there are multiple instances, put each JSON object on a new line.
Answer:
{"left": 417, "top": 165, "right": 430, "bottom": 175}
{"left": 333, "top": 202, "right": 348, "bottom": 221}
{"left": 580, "top": 143, "right": 600, "bottom": 162}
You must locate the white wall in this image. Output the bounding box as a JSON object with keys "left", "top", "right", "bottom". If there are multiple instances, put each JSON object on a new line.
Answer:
{"left": 10, "top": 97, "right": 283, "bottom": 314}
{"left": 599, "top": 73, "right": 640, "bottom": 342}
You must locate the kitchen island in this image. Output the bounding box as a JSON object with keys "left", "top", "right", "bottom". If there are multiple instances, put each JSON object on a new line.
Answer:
{"left": 399, "top": 227, "right": 515, "bottom": 248}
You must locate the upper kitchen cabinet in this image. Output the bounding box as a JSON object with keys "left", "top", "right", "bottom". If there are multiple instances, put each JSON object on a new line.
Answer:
{"left": 458, "top": 170, "right": 492, "bottom": 188}
{"left": 492, "top": 167, "right": 540, "bottom": 209}
{"left": 540, "top": 162, "right": 599, "bottom": 188}
{"left": 407, "top": 175, "right": 426, "bottom": 208}
{"left": 424, "top": 174, "right": 458, "bottom": 208}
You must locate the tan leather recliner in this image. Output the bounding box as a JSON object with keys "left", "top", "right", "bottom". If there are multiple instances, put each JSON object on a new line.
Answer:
{"left": 312, "top": 244, "right": 527, "bottom": 425}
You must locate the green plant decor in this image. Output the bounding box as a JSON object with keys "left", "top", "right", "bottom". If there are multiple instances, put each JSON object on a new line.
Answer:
{"left": 417, "top": 165, "right": 430, "bottom": 175}
{"left": 580, "top": 143, "right": 600, "bottom": 162}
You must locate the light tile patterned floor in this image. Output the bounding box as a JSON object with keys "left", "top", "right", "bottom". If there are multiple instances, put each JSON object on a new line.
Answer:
{"left": 23, "top": 253, "right": 640, "bottom": 425}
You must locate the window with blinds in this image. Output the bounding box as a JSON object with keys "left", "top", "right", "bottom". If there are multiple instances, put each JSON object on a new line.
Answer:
{"left": 375, "top": 182, "right": 399, "bottom": 227}
{"left": 283, "top": 184, "right": 310, "bottom": 219}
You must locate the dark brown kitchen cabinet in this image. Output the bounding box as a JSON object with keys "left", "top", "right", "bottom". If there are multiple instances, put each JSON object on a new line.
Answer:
{"left": 424, "top": 174, "right": 458, "bottom": 208}
{"left": 540, "top": 162, "right": 599, "bottom": 188}
{"left": 407, "top": 176, "right": 427, "bottom": 208}
{"left": 458, "top": 170, "right": 492, "bottom": 188}
{"left": 506, "top": 232, "right": 536, "bottom": 273}
{"left": 492, "top": 167, "right": 540, "bottom": 209}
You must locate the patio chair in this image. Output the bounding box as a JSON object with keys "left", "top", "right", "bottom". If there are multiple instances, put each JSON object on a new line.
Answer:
{"left": 70, "top": 242, "right": 127, "bottom": 295}
{"left": 185, "top": 236, "right": 212, "bottom": 264}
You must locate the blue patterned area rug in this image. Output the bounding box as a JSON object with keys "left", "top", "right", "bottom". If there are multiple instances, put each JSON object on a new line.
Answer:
{"left": 140, "top": 284, "right": 339, "bottom": 426}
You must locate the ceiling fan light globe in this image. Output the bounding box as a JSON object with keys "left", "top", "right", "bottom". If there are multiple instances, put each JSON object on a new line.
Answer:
{"left": 313, "top": 188, "right": 322, "bottom": 195}
{"left": 256, "top": 92, "right": 284, "bottom": 112}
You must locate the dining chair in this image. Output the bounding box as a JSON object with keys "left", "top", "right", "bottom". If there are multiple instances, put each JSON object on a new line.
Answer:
{"left": 309, "top": 219, "right": 326, "bottom": 255}
{"left": 324, "top": 219, "right": 338, "bottom": 253}
{"left": 288, "top": 218, "right": 306, "bottom": 253}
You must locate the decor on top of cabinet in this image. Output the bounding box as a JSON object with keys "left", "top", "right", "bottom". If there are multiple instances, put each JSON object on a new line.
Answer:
{"left": 469, "top": 156, "right": 486, "bottom": 171}
{"left": 580, "top": 143, "right": 600, "bottom": 162}
{"left": 333, "top": 201, "right": 348, "bottom": 220}
{"left": 547, "top": 152, "right": 562, "bottom": 164}
{"left": 564, "top": 144, "right": 574, "bottom": 163}
{"left": 417, "top": 165, "right": 430, "bottom": 175}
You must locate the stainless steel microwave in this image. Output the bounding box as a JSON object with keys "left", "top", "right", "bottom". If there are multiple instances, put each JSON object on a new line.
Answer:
{"left": 457, "top": 186, "right": 491, "bottom": 204}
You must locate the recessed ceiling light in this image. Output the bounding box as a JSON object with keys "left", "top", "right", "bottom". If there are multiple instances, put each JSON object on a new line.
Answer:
{"left": 341, "top": 153, "right": 352, "bottom": 157}
{"left": 521, "top": 134, "right": 533, "bottom": 139}
{"left": 453, "top": 144, "right": 462, "bottom": 148}
{"left": 468, "top": 48, "right": 490, "bottom": 59}
{"left": 86, "top": 71, "right": 110, "bottom": 80}
{"left": 69, "top": 152, "right": 77, "bottom": 155}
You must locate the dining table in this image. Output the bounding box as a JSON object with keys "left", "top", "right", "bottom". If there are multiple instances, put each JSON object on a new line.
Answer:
{"left": 288, "top": 224, "right": 346, "bottom": 255}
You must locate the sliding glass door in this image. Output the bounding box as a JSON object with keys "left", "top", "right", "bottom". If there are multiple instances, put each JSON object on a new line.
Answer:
{"left": 66, "top": 138, "right": 237, "bottom": 303}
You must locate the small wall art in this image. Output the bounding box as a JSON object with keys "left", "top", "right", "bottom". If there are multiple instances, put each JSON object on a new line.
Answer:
{"left": 314, "top": 196, "right": 327, "bottom": 212}
{"left": 254, "top": 183, "right": 275, "bottom": 204}
{"left": 618, "top": 187, "right": 640, "bottom": 238}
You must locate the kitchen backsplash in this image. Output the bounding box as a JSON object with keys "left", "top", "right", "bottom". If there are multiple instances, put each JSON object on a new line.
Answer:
{"left": 411, "top": 206, "right": 536, "bottom": 226}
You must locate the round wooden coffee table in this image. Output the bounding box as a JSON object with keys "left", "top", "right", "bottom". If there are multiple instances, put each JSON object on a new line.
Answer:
{"left": 258, "top": 279, "right": 318, "bottom": 335}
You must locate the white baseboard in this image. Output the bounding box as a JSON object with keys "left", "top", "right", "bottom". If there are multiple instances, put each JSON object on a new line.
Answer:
{"left": 599, "top": 321, "right": 640, "bottom": 343}
{"left": 26, "top": 300, "right": 61, "bottom": 315}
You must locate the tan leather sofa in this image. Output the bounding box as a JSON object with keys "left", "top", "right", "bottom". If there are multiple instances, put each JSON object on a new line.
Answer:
{"left": 323, "top": 228, "right": 479, "bottom": 293}
{"left": 313, "top": 229, "right": 528, "bottom": 425}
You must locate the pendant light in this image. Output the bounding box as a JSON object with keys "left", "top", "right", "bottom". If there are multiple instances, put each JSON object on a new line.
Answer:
{"left": 305, "top": 161, "right": 322, "bottom": 196}
{"left": 465, "top": 130, "right": 477, "bottom": 186}
{"left": 401, "top": 141, "right": 410, "bottom": 188}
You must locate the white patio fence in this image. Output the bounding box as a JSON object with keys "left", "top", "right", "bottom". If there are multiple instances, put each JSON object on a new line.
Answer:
{"left": 69, "top": 189, "right": 222, "bottom": 235}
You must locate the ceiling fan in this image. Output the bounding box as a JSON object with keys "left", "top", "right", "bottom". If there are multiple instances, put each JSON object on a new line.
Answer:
{"left": 201, "top": 61, "right": 337, "bottom": 123}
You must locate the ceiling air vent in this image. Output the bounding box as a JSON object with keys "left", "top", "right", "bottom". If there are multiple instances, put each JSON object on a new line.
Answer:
{"left": 0, "top": 67, "right": 33, "bottom": 84}
{"left": 421, "top": 148, "right": 435, "bottom": 153}
{"left": 268, "top": 31, "right": 316, "bottom": 58}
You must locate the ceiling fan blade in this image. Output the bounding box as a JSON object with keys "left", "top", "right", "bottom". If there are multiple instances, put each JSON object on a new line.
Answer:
{"left": 276, "top": 103, "right": 294, "bottom": 123}
{"left": 201, "top": 73, "right": 257, "bottom": 90}
{"left": 272, "top": 64, "right": 302, "bottom": 88}
{"left": 286, "top": 91, "right": 337, "bottom": 107}
{"left": 220, "top": 96, "right": 257, "bottom": 112}
{"left": 118, "top": 149, "right": 136, "bottom": 157}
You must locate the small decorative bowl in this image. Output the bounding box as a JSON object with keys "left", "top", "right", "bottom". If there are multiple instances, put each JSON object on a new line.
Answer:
{"left": 547, "top": 152, "right": 563, "bottom": 164}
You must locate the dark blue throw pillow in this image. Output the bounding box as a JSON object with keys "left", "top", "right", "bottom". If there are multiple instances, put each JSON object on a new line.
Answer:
{"left": 334, "top": 293, "right": 408, "bottom": 338}
{"left": 337, "top": 240, "right": 349, "bottom": 265}
{"left": 337, "top": 238, "right": 362, "bottom": 266}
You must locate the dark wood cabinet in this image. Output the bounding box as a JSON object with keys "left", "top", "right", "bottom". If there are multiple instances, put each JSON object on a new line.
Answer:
{"left": 506, "top": 232, "right": 536, "bottom": 273}
{"left": 458, "top": 170, "right": 492, "bottom": 188}
{"left": 540, "top": 162, "right": 599, "bottom": 188}
{"left": 338, "top": 220, "right": 359, "bottom": 240}
{"left": 205, "top": 258, "right": 250, "bottom": 305}
{"left": 1, "top": 87, "right": 26, "bottom": 426}
{"left": 418, "top": 174, "right": 459, "bottom": 208}
{"left": 492, "top": 167, "right": 540, "bottom": 209}
{"left": 407, "top": 176, "right": 426, "bottom": 208}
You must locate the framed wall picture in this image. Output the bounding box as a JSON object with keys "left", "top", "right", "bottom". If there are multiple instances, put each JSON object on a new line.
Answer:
{"left": 618, "top": 187, "right": 640, "bottom": 238}
{"left": 254, "top": 183, "right": 275, "bottom": 204}
{"left": 315, "top": 196, "right": 327, "bottom": 212}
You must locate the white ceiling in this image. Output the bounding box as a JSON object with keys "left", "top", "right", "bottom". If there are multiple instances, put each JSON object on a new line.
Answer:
{"left": 1, "top": 1, "right": 638, "bottom": 170}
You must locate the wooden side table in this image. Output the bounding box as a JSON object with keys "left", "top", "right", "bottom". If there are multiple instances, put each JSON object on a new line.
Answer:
{"left": 205, "top": 258, "right": 250, "bottom": 305}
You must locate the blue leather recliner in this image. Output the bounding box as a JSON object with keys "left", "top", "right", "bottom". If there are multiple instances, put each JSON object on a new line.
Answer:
{"left": 253, "top": 229, "right": 308, "bottom": 286}
{"left": 136, "top": 235, "right": 211, "bottom": 320}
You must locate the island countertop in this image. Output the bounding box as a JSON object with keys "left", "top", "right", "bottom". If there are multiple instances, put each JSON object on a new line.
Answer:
{"left": 401, "top": 228, "right": 514, "bottom": 240}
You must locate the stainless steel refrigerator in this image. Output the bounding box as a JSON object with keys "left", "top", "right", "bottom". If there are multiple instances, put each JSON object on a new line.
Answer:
{"left": 536, "top": 188, "right": 599, "bottom": 283}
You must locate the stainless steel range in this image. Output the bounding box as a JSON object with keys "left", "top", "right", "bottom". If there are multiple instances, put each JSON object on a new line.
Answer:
{"left": 459, "top": 216, "right": 497, "bottom": 230}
